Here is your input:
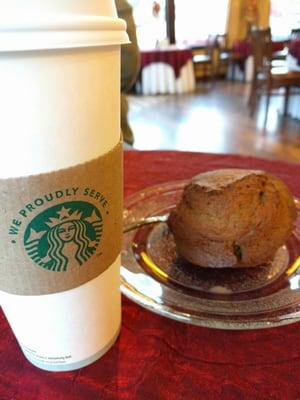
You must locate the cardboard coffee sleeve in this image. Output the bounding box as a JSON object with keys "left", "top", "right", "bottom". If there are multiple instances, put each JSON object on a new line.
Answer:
{"left": 0, "top": 142, "right": 122, "bottom": 296}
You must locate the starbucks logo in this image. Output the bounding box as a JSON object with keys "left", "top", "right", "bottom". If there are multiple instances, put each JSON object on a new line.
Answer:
{"left": 23, "top": 201, "right": 103, "bottom": 272}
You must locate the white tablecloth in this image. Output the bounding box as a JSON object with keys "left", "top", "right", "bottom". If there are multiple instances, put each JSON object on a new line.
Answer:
{"left": 138, "top": 60, "right": 195, "bottom": 95}
{"left": 286, "top": 54, "right": 300, "bottom": 119}
{"left": 226, "top": 56, "right": 253, "bottom": 82}
{"left": 287, "top": 95, "right": 300, "bottom": 119}
{"left": 286, "top": 54, "right": 300, "bottom": 72}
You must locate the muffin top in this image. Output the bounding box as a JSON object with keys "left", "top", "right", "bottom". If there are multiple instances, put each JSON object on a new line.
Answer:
{"left": 190, "top": 169, "right": 264, "bottom": 191}
{"left": 168, "top": 169, "right": 297, "bottom": 268}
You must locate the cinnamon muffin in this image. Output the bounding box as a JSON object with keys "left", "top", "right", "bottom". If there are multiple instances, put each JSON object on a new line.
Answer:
{"left": 168, "top": 169, "right": 297, "bottom": 268}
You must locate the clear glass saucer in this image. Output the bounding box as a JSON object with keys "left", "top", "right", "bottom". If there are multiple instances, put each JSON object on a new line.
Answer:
{"left": 121, "top": 180, "right": 300, "bottom": 330}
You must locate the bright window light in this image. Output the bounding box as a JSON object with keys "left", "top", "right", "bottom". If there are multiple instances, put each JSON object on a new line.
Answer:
{"left": 175, "top": 0, "right": 229, "bottom": 45}
{"left": 270, "top": 0, "right": 300, "bottom": 38}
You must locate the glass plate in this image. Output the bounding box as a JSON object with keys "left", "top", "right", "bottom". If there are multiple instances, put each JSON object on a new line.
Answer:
{"left": 121, "top": 180, "right": 300, "bottom": 330}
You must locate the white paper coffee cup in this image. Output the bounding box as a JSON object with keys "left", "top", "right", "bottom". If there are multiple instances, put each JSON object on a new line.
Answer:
{"left": 0, "top": 0, "right": 128, "bottom": 371}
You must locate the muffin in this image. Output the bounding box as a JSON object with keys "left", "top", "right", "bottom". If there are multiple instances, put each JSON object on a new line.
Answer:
{"left": 168, "top": 169, "right": 297, "bottom": 268}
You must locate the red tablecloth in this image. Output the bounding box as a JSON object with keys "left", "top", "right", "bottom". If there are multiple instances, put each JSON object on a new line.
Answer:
{"left": 289, "top": 38, "right": 300, "bottom": 65}
{"left": 140, "top": 48, "right": 193, "bottom": 78}
{"left": 1, "top": 151, "right": 300, "bottom": 400}
{"left": 232, "top": 39, "right": 286, "bottom": 58}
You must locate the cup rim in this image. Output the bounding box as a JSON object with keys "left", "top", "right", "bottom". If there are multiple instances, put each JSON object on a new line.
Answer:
{"left": 0, "top": 15, "right": 126, "bottom": 32}
{"left": 0, "top": 16, "right": 129, "bottom": 52}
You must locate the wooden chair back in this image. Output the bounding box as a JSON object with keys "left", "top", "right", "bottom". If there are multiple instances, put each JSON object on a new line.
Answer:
{"left": 250, "top": 27, "right": 272, "bottom": 78}
{"left": 248, "top": 27, "right": 300, "bottom": 120}
{"left": 215, "top": 34, "right": 230, "bottom": 52}
{"left": 191, "top": 34, "right": 218, "bottom": 81}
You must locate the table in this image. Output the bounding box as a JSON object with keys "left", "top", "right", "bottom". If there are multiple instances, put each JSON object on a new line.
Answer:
{"left": 1, "top": 151, "right": 300, "bottom": 400}
{"left": 137, "top": 47, "right": 196, "bottom": 95}
{"left": 230, "top": 39, "right": 287, "bottom": 82}
{"left": 286, "top": 39, "right": 300, "bottom": 119}
{"left": 289, "top": 38, "right": 300, "bottom": 68}
{"left": 232, "top": 39, "right": 286, "bottom": 59}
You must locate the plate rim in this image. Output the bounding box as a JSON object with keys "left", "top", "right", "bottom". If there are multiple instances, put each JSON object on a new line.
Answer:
{"left": 121, "top": 180, "right": 300, "bottom": 330}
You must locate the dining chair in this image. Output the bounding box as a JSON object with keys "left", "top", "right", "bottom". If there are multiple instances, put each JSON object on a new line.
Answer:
{"left": 191, "top": 35, "right": 217, "bottom": 84}
{"left": 215, "top": 34, "right": 230, "bottom": 78}
{"left": 215, "top": 34, "right": 247, "bottom": 81}
{"left": 290, "top": 28, "right": 300, "bottom": 40}
{"left": 248, "top": 27, "right": 300, "bottom": 119}
{"left": 251, "top": 27, "right": 288, "bottom": 67}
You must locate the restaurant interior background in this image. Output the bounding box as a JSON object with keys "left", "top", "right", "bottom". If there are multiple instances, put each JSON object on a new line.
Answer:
{"left": 125, "top": 0, "right": 300, "bottom": 163}
{"left": 1, "top": 2, "right": 300, "bottom": 397}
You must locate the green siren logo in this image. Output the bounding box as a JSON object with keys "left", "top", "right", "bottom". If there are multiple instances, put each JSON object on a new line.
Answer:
{"left": 23, "top": 201, "right": 103, "bottom": 272}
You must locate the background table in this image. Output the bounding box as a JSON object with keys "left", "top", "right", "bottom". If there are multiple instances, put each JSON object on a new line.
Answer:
{"left": 288, "top": 38, "right": 300, "bottom": 69}
{"left": 137, "top": 47, "right": 196, "bottom": 95}
{"left": 1, "top": 150, "right": 300, "bottom": 400}
{"left": 230, "top": 39, "right": 287, "bottom": 82}
{"left": 286, "top": 38, "right": 300, "bottom": 119}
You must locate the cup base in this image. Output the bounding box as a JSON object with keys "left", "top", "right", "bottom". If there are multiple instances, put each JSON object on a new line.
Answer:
{"left": 21, "top": 325, "right": 121, "bottom": 372}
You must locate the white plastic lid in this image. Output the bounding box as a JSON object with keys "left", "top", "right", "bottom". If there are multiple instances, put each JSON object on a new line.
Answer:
{"left": 0, "top": 0, "right": 129, "bottom": 52}
{"left": 0, "top": 0, "right": 118, "bottom": 17}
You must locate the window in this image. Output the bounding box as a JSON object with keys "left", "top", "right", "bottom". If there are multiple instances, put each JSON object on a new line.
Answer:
{"left": 129, "top": 0, "right": 229, "bottom": 49}
{"left": 270, "top": 0, "right": 300, "bottom": 39}
{"left": 129, "top": 0, "right": 167, "bottom": 49}
{"left": 174, "top": 0, "right": 230, "bottom": 45}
